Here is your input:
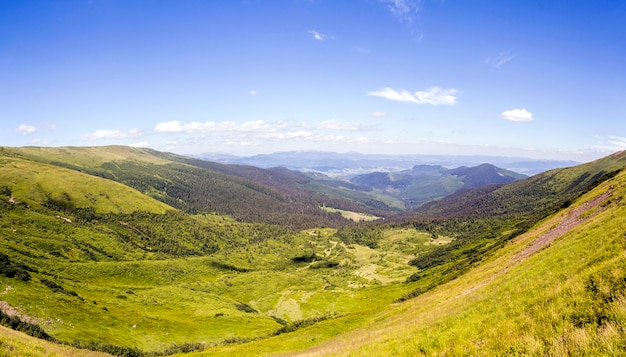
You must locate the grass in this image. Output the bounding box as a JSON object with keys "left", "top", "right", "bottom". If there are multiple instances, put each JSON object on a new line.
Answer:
{"left": 5, "top": 146, "right": 173, "bottom": 168}
{"left": 0, "top": 325, "right": 112, "bottom": 357}
{"left": 0, "top": 155, "right": 171, "bottom": 214}
{"left": 0, "top": 204, "right": 433, "bottom": 354}
{"left": 172, "top": 167, "right": 626, "bottom": 356}
{"left": 320, "top": 207, "right": 380, "bottom": 222}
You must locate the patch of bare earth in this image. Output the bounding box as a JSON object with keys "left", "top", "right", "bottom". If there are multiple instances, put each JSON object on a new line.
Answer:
{"left": 0, "top": 300, "right": 46, "bottom": 325}
{"left": 456, "top": 190, "right": 613, "bottom": 298}
{"left": 513, "top": 190, "right": 612, "bottom": 261}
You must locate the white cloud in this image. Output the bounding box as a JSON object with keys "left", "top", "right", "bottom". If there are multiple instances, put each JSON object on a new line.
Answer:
{"left": 502, "top": 108, "right": 534, "bottom": 122}
{"left": 16, "top": 124, "right": 37, "bottom": 135}
{"left": 129, "top": 142, "right": 150, "bottom": 148}
{"left": 240, "top": 120, "right": 281, "bottom": 132}
{"left": 486, "top": 50, "right": 519, "bottom": 69}
{"left": 30, "top": 137, "right": 49, "bottom": 145}
{"left": 154, "top": 120, "right": 237, "bottom": 133}
{"left": 80, "top": 128, "right": 143, "bottom": 141}
{"left": 371, "top": 111, "right": 386, "bottom": 117}
{"left": 309, "top": 30, "right": 330, "bottom": 41}
{"left": 152, "top": 119, "right": 377, "bottom": 150}
{"left": 249, "top": 90, "right": 257, "bottom": 96}
{"left": 366, "top": 87, "right": 458, "bottom": 106}
{"left": 608, "top": 136, "right": 626, "bottom": 149}
{"left": 317, "top": 119, "right": 362, "bottom": 131}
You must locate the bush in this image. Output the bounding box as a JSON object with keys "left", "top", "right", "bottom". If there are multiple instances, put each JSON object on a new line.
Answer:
{"left": 40, "top": 279, "right": 81, "bottom": 299}
{"left": 0, "top": 253, "right": 31, "bottom": 281}
{"left": 234, "top": 302, "right": 258, "bottom": 314}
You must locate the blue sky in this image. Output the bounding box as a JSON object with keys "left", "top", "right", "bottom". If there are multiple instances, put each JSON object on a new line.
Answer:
{"left": 1, "top": 0, "right": 625, "bottom": 161}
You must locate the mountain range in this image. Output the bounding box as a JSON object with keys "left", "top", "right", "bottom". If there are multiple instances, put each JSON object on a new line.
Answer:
{"left": 196, "top": 151, "right": 580, "bottom": 176}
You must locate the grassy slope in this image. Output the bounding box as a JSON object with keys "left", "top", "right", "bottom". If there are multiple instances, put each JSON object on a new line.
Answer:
{"left": 4, "top": 145, "right": 173, "bottom": 167}
{"left": 192, "top": 165, "right": 626, "bottom": 356}
{"left": 0, "top": 154, "right": 171, "bottom": 214}
{"left": 0, "top": 325, "right": 112, "bottom": 357}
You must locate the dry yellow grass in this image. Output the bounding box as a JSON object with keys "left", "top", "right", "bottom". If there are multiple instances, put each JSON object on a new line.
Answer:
{"left": 0, "top": 325, "right": 112, "bottom": 357}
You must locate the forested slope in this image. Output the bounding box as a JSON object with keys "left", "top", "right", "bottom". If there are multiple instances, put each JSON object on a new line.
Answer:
{"left": 3, "top": 146, "right": 367, "bottom": 229}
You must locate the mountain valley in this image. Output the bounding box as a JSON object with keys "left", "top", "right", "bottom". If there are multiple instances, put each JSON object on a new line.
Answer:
{"left": 0, "top": 146, "right": 625, "bottom": 356}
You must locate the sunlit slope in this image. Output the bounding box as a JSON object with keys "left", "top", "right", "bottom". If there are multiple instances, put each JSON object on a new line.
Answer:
{"left": 0, "top": 152, "right": 172, "bottom": 214}
{"left": 3, "top": 146, "right": 353, "bottom": 228}
{"left": 193, "top": 160, "right": 626, "bottom": 356}
{"left": 0, "top": 325, "right": 112, "bottom": 357}
{"left": 6, "top": 145, "right": 173, "bottom": 168}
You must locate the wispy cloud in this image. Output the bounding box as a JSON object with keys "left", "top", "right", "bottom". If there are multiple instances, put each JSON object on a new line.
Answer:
{"left": 608, "top": 136, "right": 626, "bottom": 149}
{"left": 317, "top": 119, "right": 362, "bottom": 131}
{"left": 381, "top": 0, "right": 422, "bottom": 22}
{"left": 380, "top": 0, "right": 426, "bottom": 41}
{"left": 81, "top": 128, "right": 143, "bottom": 141}
{"left": 152, "top": 119, "right": 374, "bottom": 150}
{"left": 371, "top": 111, "right": 386, "bottom": 117}
{"left": 129, "top": 142, "right": 150, "bottom": 148}
{"left": 16, "top": 124, "right": 37, "bottom": 135}
{"left": 486, "top": 50, "right": 519, "bottom": 69}
{"left": 154, "top": 120, "right": 237, "bottom": 133}
{"left": 366, "top": 87, "right": 458, "bottom": 105}
{"left": 502, "top": 108, "right": 534, "bottom": 122}
{"left": 248, "top": 90, "right": 258, "bottom": 96}
{"left": 592, "top": 135, "right": 626, "bottom": 154}
{"left": 309, "top": 30, "right": 331, "bottom": 41}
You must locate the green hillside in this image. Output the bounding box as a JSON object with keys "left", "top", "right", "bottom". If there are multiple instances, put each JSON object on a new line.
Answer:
{"left": 4, "top": 146, "right": 372, "bottom": 229}
{"left": 0, "top": 151, "right": 172, "bottom": 214}
{"left": 0, "top": 147, "right": 625, "bottom": 356}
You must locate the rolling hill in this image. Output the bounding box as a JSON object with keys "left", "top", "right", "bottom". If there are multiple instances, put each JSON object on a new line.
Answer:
{"left": 0, "top": 147, "right": 625, "bottom": 357}
{"left": 2, "top": 146, "right": 383, "bottom": 229}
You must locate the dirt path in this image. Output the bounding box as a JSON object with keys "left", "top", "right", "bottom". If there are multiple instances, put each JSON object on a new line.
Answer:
{"left": 512, "top": 190, "right": 612, "bottom": 261}
{"left": 456, "top": 189, "right": 613, "bottom": 299}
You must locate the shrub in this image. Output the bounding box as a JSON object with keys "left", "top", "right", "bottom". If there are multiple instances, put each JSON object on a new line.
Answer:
{"left": 234, "top": 302, "right": 258, "bottom": 314}
{"left": 0, "top": 253, "right": 32, "bottom": 281}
